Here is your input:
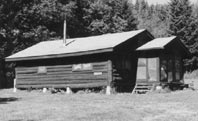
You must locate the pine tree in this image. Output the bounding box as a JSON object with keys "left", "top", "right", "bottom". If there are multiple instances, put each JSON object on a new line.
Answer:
{"left": 84, "top": 0, "right": 138, "bottom": 35}
{"left": 135, "top": 1, "right": 168, "bottom": 38}
{"left": 168, "top": 0, "right": 198, "bottom": 69}
{"left": 168, "top": 0, "right": 198, "bottom": 50}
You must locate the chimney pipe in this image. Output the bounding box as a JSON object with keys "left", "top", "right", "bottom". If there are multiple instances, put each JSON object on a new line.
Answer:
{"left": 63, "top": 19, "right": 66, "bottom": 45}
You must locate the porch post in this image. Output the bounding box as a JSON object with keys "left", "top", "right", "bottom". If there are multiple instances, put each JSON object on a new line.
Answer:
{"left": 180, "top": 57, "right": 184, "bottom": 83}
{"left": 13, "top": 68, "right": 17, "bottom": 92}
{"left": 156, "top": 57, "right": 160, "bottom": 82}
{"left": 43, "top": 88, "right": 47, "bottom": 93}
{"left": 172, "top": 56, "right": 176, "bottom": 82}
{"left": 66, "top": 87, "right": 72, "bottom": 94}
{"left": 13, "top": 78, "right": 17, "bottom": 92}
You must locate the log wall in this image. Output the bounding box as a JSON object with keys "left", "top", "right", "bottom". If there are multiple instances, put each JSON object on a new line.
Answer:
{"left": 15, "top": 61, "right": 108, "bottom": 89}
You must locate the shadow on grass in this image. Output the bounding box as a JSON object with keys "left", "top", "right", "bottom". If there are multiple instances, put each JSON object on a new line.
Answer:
{"left": 9, "top": 120, "right": 35, "bottom": 121}
{"left": 0, "top": 97, "right": 20, "bottom": 104}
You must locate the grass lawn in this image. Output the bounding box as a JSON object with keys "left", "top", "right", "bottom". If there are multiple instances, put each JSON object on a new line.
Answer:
{"left": 0, "top": 89, "right": 198, "bottom": 121}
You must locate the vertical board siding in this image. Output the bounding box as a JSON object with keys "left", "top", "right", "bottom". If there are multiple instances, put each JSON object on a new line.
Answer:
{"left": 16, "top": 61, "right": 108, "bottom": 88}
{"left": 0, "top": 59, "right": 5, "bottom": 88}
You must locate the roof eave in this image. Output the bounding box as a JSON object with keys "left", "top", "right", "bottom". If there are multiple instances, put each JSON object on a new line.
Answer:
{"left": 5, "top": 48, "right": 113, "bottom": 62}
{"left": 136, "top": 47, "right": 164, "bottom": 51}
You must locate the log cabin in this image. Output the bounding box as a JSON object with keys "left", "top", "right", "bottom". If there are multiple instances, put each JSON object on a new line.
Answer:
{"left": 5, "top": 29, "right": 153, "bottom": 92}
{"left": 5, "top": 29, "right": 190, "bottom": 93}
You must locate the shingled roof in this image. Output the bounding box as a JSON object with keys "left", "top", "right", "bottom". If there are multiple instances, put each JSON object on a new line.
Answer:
{"left": 6, "top": 29, "right": 148, "bottom": 61}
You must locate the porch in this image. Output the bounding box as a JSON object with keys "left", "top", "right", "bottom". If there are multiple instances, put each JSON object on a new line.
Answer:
{"left": 134, "top": 36, "right": 190, "bottom": 92}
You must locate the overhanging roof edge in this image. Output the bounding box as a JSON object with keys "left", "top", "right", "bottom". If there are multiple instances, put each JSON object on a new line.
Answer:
{"left": 136, "top": 36, "right": 177, "bottom": 51}
{"left": 136, "top": 47, "right": 164, "bottom": 51}
{"left": 5, "top": 48, "right": 113, "bottom": 62}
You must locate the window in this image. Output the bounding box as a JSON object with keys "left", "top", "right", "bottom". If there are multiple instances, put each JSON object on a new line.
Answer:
{"left": 72, "top": 64, "right": 82, "bottom": 71}
{"left": 148, "top": 58, "right": 158, "bottom": 82}
{"left": 82, "top": 63, "right": 92, "bottom": 70}
{"left": 137, "top": 58, "right": 158, "bottom": 82}
{"left": 137, "top": 58, "right": 147, "bottom": 80}
{"left": 72, "top": 63, "right": 92, "bottom": 71}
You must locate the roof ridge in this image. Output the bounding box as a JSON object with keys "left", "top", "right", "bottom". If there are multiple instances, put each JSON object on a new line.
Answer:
{"left": 38, "top": 29, "right": 146, "bottom": 43}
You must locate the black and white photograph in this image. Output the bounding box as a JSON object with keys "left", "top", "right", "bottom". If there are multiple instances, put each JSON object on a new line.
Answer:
{"left": 0, "top": 0, "right": 198, "bottom": 120}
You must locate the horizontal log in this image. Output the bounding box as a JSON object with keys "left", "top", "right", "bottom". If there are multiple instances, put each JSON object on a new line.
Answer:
{"left": 16, "top": 82, "right": 108, "bottom": 89}
{"left": 47, "top": 68, "right": 107, "bottom": 73}
{"left": 18, "top": 78, "right": 107, "bottom": 83}
{"left": 16, "top": 65, "right": 107, "bottom": 72}
{"left": 17, "top": 77, "right": 107, "bottom": 81}
{"left": 16, "top": 70, "right": 107, "bottom": 75}
{"left": 16, "top": 61, "right": 108, "bottom": 71}
{"left": 17, "top": 79, "right": 106, "bottom": 85}
{"left": 16, "top": 71, "right": 108, "bottom": 77}
{"left": 16, "top": 70, "right": 37, "bottom": 74}
{"left": 17, "top": 69, "right": 108, "bottom": 76}
{"left": 17, "top": 76, "right": 108, "bottom": 82}
{"left": 93, "top": 65, "right": 107, "bottom": 69}
{"left": 17, "top": 73, "right": 107, "bottom": 79}
{"left": 16, "top": 67, "right": 108, "bottom": 74}
{"left": 16, "top": 65, "right": 72, "bottom": 71}
{"left": 17, "top": 72, "right": 108, "bottom": 79}
{"left": 16, "top": 68, "right": 72, "bottom": 74}
{"left": 17, "top": 65, "right": 107, "bottom": 71}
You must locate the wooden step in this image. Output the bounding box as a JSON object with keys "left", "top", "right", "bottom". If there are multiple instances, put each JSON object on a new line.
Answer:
{"left": 132, "top": 83, "right": 154, "bottom": 94}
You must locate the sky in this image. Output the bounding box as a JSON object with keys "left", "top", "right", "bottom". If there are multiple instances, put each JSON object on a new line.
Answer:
{"left": 144, "top": 0, "right": 197, "bottom": 5}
